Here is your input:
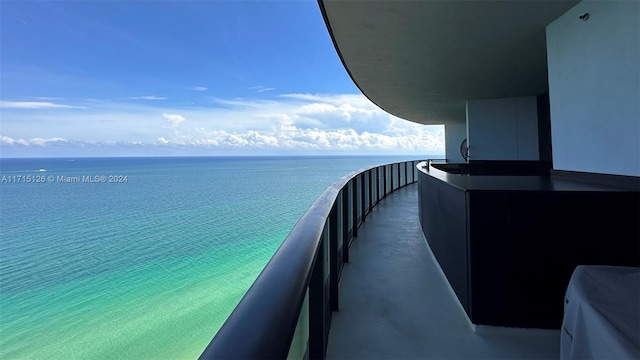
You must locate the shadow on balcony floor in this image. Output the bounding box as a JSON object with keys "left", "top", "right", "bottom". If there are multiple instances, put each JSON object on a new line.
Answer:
{"left": 326, "top": 183, "right": 560, "bottom": 359}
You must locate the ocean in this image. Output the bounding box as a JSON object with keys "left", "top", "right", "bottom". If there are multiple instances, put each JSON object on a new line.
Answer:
{"left": 0, "top": 155, "right": 425, "bottom": 359}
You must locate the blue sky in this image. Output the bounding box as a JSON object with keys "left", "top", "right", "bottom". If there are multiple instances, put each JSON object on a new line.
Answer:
{"left": 0, "top": 1, "right": 444, "bottom": 157}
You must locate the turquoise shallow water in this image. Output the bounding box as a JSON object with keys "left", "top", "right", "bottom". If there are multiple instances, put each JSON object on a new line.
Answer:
{"left": 0, "top": 156, "right": 427, "bottom": 359}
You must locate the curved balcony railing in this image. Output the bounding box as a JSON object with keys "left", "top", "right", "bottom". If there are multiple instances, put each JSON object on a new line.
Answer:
{"left": 199, "top": 160, "right": 422, "bottom": 360}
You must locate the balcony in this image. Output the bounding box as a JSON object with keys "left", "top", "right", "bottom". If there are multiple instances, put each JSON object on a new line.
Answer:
{"left": 201, "top": 161, "right": 638, "bottom": 359}
{"left": 198, "top": 160, "right": 565, "bottom": 359}
{"left": 199, "top": 161, "right": 415, "bottom": 359}
{"left": 326, "top": 183, "right": 559, "bottom": 359}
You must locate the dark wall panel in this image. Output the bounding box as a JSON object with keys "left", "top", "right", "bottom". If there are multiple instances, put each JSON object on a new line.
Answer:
{"left": 419, "top": 171, "right": 469, "bottom": 313}
{"left": 419, "top": 166, "right": 640, "bottom": 328}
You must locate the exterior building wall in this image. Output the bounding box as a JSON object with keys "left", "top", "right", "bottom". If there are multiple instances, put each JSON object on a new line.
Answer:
{"left": 547, "top": 0, "right": 640, "bottom": 176}
{"left": 445, "top": 122, "right": 467, "bottom": 163}
{"left": 466, "top": 97, "right": 539, "bottom": 161}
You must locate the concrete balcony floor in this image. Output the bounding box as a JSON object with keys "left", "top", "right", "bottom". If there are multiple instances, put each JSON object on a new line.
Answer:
{"left": 326, "top": 183, "right": 560, "bottom": 359}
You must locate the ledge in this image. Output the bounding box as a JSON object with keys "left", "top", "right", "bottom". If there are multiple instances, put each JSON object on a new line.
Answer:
{"left": 419, "top": 161, "right": 637, "bottom": 192}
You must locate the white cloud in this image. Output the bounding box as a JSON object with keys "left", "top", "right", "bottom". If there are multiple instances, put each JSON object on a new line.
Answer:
{"left": 1, "top": 136, "right": 29, "bottom": 145}
{"left": 35, "top": 97, "right": 64, "bottom": 101}
{"left": 0, "top": 101, "right": 84, "bottom": 109}
{"left": 1, "top": 126, "right": 444, "bottom": 157}
{"left": 249, "top": 85, "right": 275, "bottom": 93}
{"left": 128, "top": 95, "right": 167, "bottom": 100}
{"left": 154, "top": 123, "right": 443, "bottom": 152}
{"left": 30, "top": 137, "right": 68, "bottom": 146}
{"left": 0, "top": 93, "right": 445, "bottom": 156}
{"left": 162, "top": 113, "right": 186, "bottom": 128}
{"left": 279, "top": 93, "right": 374, "bottom": 106}
{"left": 211, "top": 93, "right": 390, "bottom": 133}
{"left": 188, "top": 86, "right": 208, "bottom": 91}
{"left": 1, "top": 136, "right": 67, "bottom": 146}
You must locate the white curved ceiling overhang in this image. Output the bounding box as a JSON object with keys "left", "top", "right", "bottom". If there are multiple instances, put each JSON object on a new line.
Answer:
{"left": 319, "top": 0, "right": 579, "bottom": 125}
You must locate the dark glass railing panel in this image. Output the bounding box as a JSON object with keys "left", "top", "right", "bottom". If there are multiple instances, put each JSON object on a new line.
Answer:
{"left": 331, "top": 195, "right": 342, "bottom": 312}
{"left": 356, "top": 175, "right": 362, "bottom": 224}
{"left": 286, "top": 289, "right": 309, "bottom": 359}
{"left": 364, "top": 171, "right": 370, "bottom": 213}
{"left": 347, "top": 181, "right": 353, "bottom": 236}
{"left": 385, "top": 165, "right": 391, "bottom": 195}
{"left": 393, "top": 163, "right": 399, "bottom": 190}
{"left": 199, "top": 160, "right": 422, "bottom": 360}
{"left": 379, "top": 167, "right": 384, "bottom": 198}
{"left": 371, "top": 169, "right": 378, "bottom": 205}
{"left": 335, "top": 192, "right": 343, "bottom": 268}
{"left": 378, "top": 167, "right": 384, "bottom": 200}
{"left": 341, "top": 187, "right": 350, "bottom": 264}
